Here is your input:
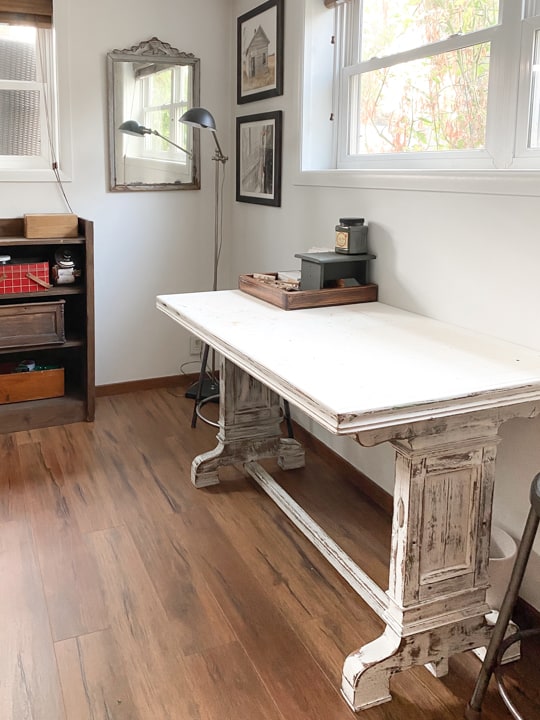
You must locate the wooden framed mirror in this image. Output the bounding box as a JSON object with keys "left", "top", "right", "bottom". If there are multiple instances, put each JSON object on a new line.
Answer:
{"left": 107, "top": 38, "right": 200, "bottom": 191}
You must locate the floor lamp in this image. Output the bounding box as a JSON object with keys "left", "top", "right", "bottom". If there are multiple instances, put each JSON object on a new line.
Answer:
{"left": 179, "top": 107, "right": 228, "bottom": 421}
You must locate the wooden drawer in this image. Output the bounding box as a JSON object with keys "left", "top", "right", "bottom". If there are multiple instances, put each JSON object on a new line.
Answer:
{"left": 0, "top": 300, "right": 65, "bottom": 349}
{"left": 0, "top": 367, "right": 64, "bottom": 404}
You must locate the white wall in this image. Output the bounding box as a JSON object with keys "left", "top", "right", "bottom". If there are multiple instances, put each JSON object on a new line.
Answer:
{"left": 2, "top": 0, "right": 234, "bottom": 385}
{"left": 230, "top": 0, "right": 540, "bottom": 609}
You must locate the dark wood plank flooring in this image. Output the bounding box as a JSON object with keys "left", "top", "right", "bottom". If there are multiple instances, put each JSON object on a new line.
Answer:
{"left": 1, "top": 381, "right": 539, "bottom": 719}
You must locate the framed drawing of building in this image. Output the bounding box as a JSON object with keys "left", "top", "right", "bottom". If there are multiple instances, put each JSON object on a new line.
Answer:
{"left": 237, "top": 0, "right": 284, "bottom": 104}
{"left": 236, "top": 111, "right": 282, "bottom": 206}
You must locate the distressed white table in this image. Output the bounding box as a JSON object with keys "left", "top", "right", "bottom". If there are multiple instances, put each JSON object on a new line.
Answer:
{"left": 157, "top": 290, "right": 540, "bottom": 712}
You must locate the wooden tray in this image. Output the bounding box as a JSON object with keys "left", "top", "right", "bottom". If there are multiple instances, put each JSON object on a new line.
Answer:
{"left": 239, "top": 274, "right": 378, "bottom": 310}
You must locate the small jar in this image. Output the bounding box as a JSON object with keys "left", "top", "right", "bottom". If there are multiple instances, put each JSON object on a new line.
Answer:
{"left": 52, "top": 249, "right": 81, "bottom": 285}
{"left": 335, "top": 218, "right": 368, "bottom": 255}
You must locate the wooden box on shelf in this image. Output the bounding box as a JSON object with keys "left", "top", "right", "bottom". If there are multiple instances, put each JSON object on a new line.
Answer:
{"left": 0, "top": 299, "right": 65, "bottom": 349}
{"left": 24, "top": 213, "right": 78, "bottom": 239}
{"left": 0, "top": 366, "right": 64, "bottom": 405}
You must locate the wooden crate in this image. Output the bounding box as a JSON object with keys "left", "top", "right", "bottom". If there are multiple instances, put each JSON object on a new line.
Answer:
{"left": 24, "top": 213, "right": 78, "bottom": 239}
{"left": 0, "top": 367, "right": 64, "bottom": 404}
{"left": 239, "top": 273, "right": 378, "bottom": 310}
{"left": 0, "top": 300, "right": 65, "bottom": 349}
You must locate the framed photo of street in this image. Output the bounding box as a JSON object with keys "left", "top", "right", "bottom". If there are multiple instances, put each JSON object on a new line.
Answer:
{"left": 237, "top": 0, "right": 284, "bottom": 104}
{"left": 236, "top": 111, "right": 282, "bottom": 207}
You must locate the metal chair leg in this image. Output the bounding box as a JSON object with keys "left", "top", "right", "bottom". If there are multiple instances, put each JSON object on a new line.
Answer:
{"left": 465, "top": 473, "right": 540, "bottom": 719}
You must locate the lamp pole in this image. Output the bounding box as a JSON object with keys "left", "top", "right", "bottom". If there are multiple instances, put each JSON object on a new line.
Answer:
{"left": 211, "top": 135, "right": 228, "bottom": 292}
{"left": 178, "top": 108, "right": 228, "bottom": 418}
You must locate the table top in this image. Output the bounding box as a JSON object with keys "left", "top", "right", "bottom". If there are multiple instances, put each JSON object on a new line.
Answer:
{"left": 157, "top": 291, "right": 540, "bottom": 434}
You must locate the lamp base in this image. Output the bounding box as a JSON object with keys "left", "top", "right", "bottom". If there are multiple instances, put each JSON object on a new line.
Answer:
{"left": 185, "top": 377, "right": 219, "bottom": 402}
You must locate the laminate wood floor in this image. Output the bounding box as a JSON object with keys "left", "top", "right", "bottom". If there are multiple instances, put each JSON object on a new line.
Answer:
{"left": 1, "top": 382, "right": 539, "bottom": 720}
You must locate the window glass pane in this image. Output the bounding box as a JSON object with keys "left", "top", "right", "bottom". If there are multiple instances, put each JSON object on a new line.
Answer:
{"left": 524, "top": 1, "right": 540, "bottom": 19}
{"left": 529, "top": 29, "right": 540, "bottom": 148}
{"left": 0, "top": 88, "right": 40, "bottom": 155}
{"left": 350, "top": 43, "right": 490, "bottom": 154}
{"left": 360, "top": 0, "right": 499, "bottom": 61}
{"left": 143, "top": 108, "right": 172, "bottom": 152}
{"left": 136, "top": 66, "right": 191, "bottom": 160}
{"left": 0, "top": 25, "right": 41, "bottom": 157}
{"left": 0, "top": 24, "right": 36, "bottom": 81}
{"left": 147, "top": 68, "right": 173, "bottom": 106}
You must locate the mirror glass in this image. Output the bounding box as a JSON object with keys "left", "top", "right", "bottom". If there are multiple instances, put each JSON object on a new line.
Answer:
{"left": 107, "top": 38, "right": 200, "bottom": 191}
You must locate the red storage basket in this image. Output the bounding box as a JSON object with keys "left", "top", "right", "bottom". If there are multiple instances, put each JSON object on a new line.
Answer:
{"left": 0, "top": 261, "right": 50, "bottom": 294}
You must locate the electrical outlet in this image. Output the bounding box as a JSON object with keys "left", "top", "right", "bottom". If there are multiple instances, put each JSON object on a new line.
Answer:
{"left": 190, "top": 337, "right": 202, "bottom": 356}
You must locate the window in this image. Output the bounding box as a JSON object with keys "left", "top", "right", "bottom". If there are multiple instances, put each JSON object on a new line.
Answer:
{"left": 0, "top": 0, "right": 67, "bottom": 180}
{"left": 0, "top": 24, "right": 50, "bottom": 165}
{"left": 308, "top": 0, "right": 540, "bottom": 173}
{"left": 135, "top": 64, "right": 191, "bottom": 167}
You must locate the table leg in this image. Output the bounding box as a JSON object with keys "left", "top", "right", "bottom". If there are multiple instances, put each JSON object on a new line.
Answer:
{"left": 342, "top": 428, "right": 500, "bottom": 711}
{"left": 191, "top": 357, "right": 304, "bottom": 487}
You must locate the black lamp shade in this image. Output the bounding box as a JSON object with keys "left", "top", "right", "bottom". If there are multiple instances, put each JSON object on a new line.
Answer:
{"left": 119, "top": 120, "right": 150, "bottom": 137}
{"left": 179, "top": 107, "right": 217, "bottom": 131}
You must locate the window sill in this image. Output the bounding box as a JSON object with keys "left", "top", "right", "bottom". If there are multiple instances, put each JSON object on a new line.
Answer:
{"left": 0, "top": 168, "right": 71, "bottom": 183}
{"left": 293, "top": 168, "right": 540, "bottom": 197}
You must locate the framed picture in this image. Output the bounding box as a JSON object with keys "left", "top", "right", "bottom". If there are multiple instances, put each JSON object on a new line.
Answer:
{"left": 237, "top": 0, "right": 284, "bottom": 104}
{"left": 236, "top": 110, "right": 282, "bottom": 207}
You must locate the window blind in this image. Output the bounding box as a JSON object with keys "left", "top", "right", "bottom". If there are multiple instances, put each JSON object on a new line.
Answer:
{"left": 0, "top": 0, "right": 52, "bottom": 28}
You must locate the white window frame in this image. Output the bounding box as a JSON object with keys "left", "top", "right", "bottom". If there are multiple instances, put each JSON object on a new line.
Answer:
{"left": 0, "top": 27, "right": 53, "bottom": 169}
{"left": 0, "top": 0, "right": 71, "bottom": 183}
{"left": 138, "top": 65, "right": 191, "bottom": 171}
{"left": 299, "top": 0, "right": 540, "bottom": 196}
{"left": 514, "top": 7, "right": 540, "bottom": 166}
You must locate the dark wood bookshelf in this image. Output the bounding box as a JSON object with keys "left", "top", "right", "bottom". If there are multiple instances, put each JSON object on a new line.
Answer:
{"left": 0, "top": 217, "right": 95, "bottom": 432}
